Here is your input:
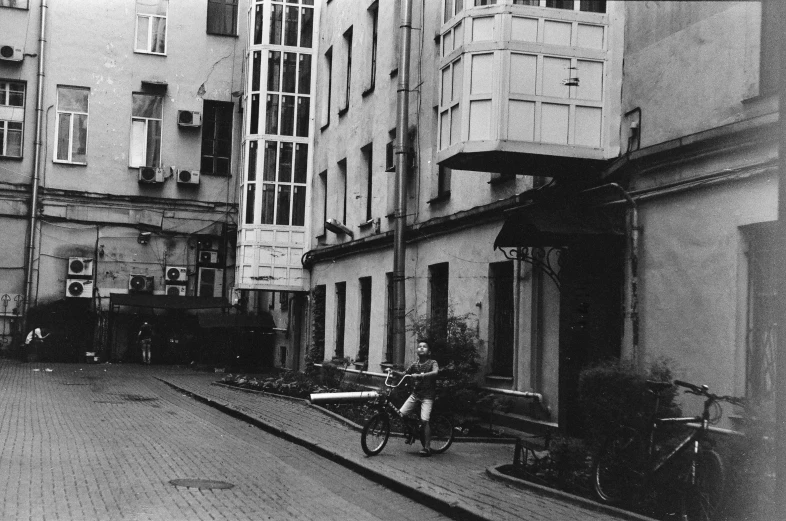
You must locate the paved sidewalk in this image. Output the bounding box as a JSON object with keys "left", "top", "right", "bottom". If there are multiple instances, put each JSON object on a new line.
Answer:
{"left": 158, "top": 371, "right": 654, "bottom": 521}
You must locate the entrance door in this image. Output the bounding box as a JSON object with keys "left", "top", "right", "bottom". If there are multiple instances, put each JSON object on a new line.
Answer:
{"left": 558, "top": 239, "right": 624, "bottom": 435}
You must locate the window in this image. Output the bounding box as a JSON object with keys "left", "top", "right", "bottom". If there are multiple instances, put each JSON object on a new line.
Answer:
{"left": 490, "top": 261, "right": 514, "bottom": 376}
{"left": 319, "top": 169, "right": 327, "bottom": 234}
{"left": 337, "top": 158, "right": 347, "bottom": 224}
{"left": 259, "top": 141, "right": 308, "bottom": 226}
{"left": 444, "top": 0, "right": 464, "bottom": 23}
{"left": 207, "top": 0, "right": 238, "bottom": 36}
{"left": 437, "top": 166, "right": 451, "bottom": 198}
{"left": 760, "top": 0, "right": 779, "bottom": 96}
{"left": 0, "top": 0, "right": 29, "bottom": 8}
{"left": 334, "top": 282, "right": 346, "bottom": 358}
{"left": 265, "top": 50, "right": 311, "bottom": 138}
{"left": 312, "top": 284, "right": 327, "bottom": 361}
{"left": 365, "top": 4, "right": 378, "bottom": 94}
{"left": 129, "top": 93, "right": 163, "bottom": 167}
{"left": 321, "top": 47, "right": 332, "bottom": 128}
{"left": 244, "top": 141, "right": 257, "bottom": 224}
{"left": 269, "top": 1, "right": 314, "bottom": 48}
{"left": 385, "top": 272, "right": 394, "bottom": 362}
{"left": 358, "top": 277, "right": 371, "bottom": 362}
{"left": 135, "top": 0, "right": 168, "bottom": 54}
{"left": 54, "top": 87, "right": 89, "bottom": 164}
{"left": 0, "top": 81, "right": 24, "bottom": 158}
{"left": 341, "top": 27, "right": 353, "bottom": 113}
{"left": 429, "top": 263, "right": 449, "bottom": 342}
{"left": 744, "top": 223, "right": 776, "bottom": 418}
{"left": 201, "top": 101, "right": 233, "bottom": 175}
{"left": 362, "top": 143, "right": 373, "bottom": 221}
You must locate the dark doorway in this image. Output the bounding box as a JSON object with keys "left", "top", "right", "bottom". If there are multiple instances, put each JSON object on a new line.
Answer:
{"left": 558, "top": 239, "right": 624, "bottom": 435}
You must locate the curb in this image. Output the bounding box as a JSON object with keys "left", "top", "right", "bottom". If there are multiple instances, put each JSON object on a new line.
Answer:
{"left": 159, "top": 377, "right": 495, "bottom": 521}
{"left": 485, "top": 466, "right": 659, "bottom": 521}
{"left": 213, "top": 382, "right": 519, "bottom": 445}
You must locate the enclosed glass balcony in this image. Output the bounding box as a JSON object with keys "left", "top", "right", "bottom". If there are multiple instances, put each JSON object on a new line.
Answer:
{"left": 436, "top": 1, "right": 622, "bottom": 177}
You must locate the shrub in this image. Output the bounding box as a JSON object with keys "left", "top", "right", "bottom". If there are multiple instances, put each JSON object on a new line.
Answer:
{"left": 578, "top": 357, "right": 679, "bottom": 446}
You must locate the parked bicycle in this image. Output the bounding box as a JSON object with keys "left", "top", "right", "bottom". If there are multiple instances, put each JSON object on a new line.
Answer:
{"left": 361, "top": 370, "right": 455, "bottom": 456}
{"left": 593, "top": 379, "right": 745, "bottom": 521}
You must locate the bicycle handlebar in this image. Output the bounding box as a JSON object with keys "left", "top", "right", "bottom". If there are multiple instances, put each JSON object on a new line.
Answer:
{"left": 384, "top": 370, "right": 412, "bottom": 388}
{"left": 674, "top": 380, "right": 746, "bottom": 406}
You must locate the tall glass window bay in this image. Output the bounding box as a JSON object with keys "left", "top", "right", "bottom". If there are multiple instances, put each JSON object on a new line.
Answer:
{"left": 55, "top": 87, "right": 89, "bottom": 164}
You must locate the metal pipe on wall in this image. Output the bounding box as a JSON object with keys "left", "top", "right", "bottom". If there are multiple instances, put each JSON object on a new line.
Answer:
{"left": 392, "top": 0, "right": 414, "bottom": 365}
{"left": 22, "top": 0, "right": 48, "bottom": 334}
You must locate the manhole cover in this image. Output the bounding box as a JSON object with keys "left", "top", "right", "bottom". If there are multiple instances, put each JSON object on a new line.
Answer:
{"left": 169, "top": 479, "right": 234, "bottom": 490}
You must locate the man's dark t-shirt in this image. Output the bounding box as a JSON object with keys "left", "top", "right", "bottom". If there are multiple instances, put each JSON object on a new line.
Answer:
{"left": 405, "top": 359, "right": 439, "bottom": 400}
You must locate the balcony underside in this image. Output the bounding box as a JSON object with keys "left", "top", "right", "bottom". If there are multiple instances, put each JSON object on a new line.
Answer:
{"left": 437, "top": 140, "right": 607, "bottom": 178}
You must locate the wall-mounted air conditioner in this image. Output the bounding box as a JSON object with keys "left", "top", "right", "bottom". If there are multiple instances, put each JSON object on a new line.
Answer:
{"left": 138, "top": 166, "right": 164, "bottom": 184}
{"left": 176, "top": 169, "right": 200, "bottom": 185}
{"left": 165, "top": 285, "right": 187, "bottom": 296}
{"left": 198, "top": 251, "right": 219, "bottom": 265}
{"left": 128, "top": 274, "right": 154, "bottom": 293}
{"left": 0, "top": 45, "right": 23, "bottom": 62}
{"left": 68, "top": 257, "right": 93, "bottom": 277}
{"left": 66, "top": 279, "right": 93, "bottom": 298}
{"left": 177, "top": 110, "right": 202, "bottom": 127}
{"left": 197, "top": 267, "right": 224, "bottom": 298}
{"left": 197, "top": 237, "right": 218, "bottom": 251}
{"left": 165, "top": 266, "right": 187, "bottom": 284}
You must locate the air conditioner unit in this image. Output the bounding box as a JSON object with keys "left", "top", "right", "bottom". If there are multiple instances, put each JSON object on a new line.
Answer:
{"left": 165, "top": 285, "right": 187, "bottom": 296}
{"left": 138, "top": 166, "right": 164, "bottom": 184}
{"left": 197, "top": 267, "right": 224, "bottom": 298}
{"left": 68, "top": 257, "right": 94, "bottom": 277}
{"left": 165, "top": 266, "right": 187, "bottom": 284}
{"left": 66, "top": 279, "right": 93, "bottom": 298}
{"left": 177, "top": 110, "right": 202, "bottom": 127}
{"left": 199, "top": 251, "right": 219, "bottom": 265}
{"left": 0, "top": 45, "right": 23, "bottom": 62}
{"left": 128, "top": 274, "right": 154, "bottom": 293}
{"left": 176, "top": 169, "right": 200, "bottom": 185}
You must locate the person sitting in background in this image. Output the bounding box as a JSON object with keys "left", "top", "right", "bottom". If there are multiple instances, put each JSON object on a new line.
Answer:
{"left": 25, "top": 326, "right": 50, "bottom": 346}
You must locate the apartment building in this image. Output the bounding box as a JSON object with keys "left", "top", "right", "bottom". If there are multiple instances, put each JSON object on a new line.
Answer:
{"left": 0, "top": 0, "right": 246, "bottom": 362}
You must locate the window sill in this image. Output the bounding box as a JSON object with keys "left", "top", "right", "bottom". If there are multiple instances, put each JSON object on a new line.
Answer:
{"left": 338, "top": 106, "right": 349, "bottom": 117}
{"left": 134, "top": 50, "right": 167, "bottom": 57}
{"left": 53, "top": 160, "right": 87, "bottom": 166}
{"left": 488, "top": 175, "right": 515, "bottom": 186}
{"left": 485, "top": 375, "right": 513, "bottom": 382}
{"left": 0, "top": 155, "right": 23, "bottom": 161}
{"left": 206, "top": 32, "right": 239, "bottom": 38}
{"left": 361, "top": 85, "right": 375, "bottom": 97}
{"left": 385, "top": 166, "right": 395, "bottom": 172}
{"left": 427, "top": 191, "right": 450, "bottom": 204}
{"left": 358, "top": 219, "right": 374, "bottom": 229}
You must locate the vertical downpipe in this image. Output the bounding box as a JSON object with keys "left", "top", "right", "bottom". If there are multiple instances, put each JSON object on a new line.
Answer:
{"left": 393, "top": 0, "right": 413, "bottom": 365}
{"left": 22, "top": 0, "right": 48, "bottom": 334}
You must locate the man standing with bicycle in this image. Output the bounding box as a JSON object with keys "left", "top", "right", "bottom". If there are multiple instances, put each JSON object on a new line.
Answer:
{"left": 394, "top": 340, "right": 439, "bottom": 457}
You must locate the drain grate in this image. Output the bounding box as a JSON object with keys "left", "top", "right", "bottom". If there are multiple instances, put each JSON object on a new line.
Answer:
{"left": 169, "top": 479, "right": 234, "bottom": 490}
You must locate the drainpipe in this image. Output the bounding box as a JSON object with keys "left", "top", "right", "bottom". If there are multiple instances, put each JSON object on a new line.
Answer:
{"left": 22, "top": 0, "right": 48, "bottom": 334}
{"left": 580, "top": 183, "right": 640, "bottom": 367}
{"left": 392, "top": 0, "right": 413, "bottom": 365}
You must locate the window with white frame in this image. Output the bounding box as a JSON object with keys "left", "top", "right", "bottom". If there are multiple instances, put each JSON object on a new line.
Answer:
{"left": 55, "top": 86, "right": 89, "bottom": 164}
{"left": 0, "top": 0, "right": 29, "bottom": 8}
{"left": 135, "top": 0, "right": 168, "bottom": 55}
{"left": 0, "top": 80, "right": 24, "bottom": 158}
{"left": 129, "top": 93, "right": 163, "bottom": 168}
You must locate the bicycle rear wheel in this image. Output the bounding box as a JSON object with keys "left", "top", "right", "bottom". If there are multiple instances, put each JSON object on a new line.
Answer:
{"left": 428, "top": 414, "right": 455, "bottom": 454}
{"left": 593, "top": 427, "right": 646, "bottom": 505}
{"left": 361, "top": 413, "right": 390, "bottom": 456}
{"left": 679, "top": 449, "right": 725, "bottom": 521}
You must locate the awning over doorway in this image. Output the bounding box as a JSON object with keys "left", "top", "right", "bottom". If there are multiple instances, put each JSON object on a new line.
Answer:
{"left": 494, "top": 201, "right": 623, "bottom": 249}
{"left": 109, "top": 293, "right": 230, "bottom": 310}
{"left": 198, "top": 313, "right": 276, "bottom": 329}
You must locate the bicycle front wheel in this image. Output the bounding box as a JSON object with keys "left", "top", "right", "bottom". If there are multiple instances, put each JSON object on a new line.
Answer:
{"left": 361, "top": 413, "right": 390, "bottom": 456}
{"left": 593, "top": 426, "right": 646, "bottom": 505}
{"left": 428, "top": 414, "right": 455, "bottom": 454}
{"left": 679, "top": 449, "right": 725, "bottom": 521}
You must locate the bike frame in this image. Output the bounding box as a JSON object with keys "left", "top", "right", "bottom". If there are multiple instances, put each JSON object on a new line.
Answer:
{"left": 646, "top": 390, "right": 715, "bottom": 485}
{"left": 369, "top": 373, "right": 418, "bottom": 429}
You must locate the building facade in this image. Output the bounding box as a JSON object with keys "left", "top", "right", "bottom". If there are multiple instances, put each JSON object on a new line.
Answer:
{"left": 0, "top": 0, "right": 247, "bottom": 362}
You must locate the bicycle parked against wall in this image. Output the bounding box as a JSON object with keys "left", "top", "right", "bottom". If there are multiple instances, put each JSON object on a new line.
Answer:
{"left": 361, "top": 370, "right": 455, "bottom": 456}
{"left": 593, "top": 379, "right": 745, "bottom": 521}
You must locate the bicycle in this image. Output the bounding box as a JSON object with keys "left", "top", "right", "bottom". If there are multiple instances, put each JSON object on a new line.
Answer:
{"left": 361, "top": 370, "right": 455, "bottom": 456}
{"left": 593, "top": 379, "right": 745, "bottom": 521}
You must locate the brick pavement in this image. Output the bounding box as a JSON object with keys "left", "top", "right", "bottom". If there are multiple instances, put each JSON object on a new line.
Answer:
{"left": 0, "top": 360, "right": 456, "bottom": 520}
{"left": 157, "top": 371, "right": 655, "bottom": 521}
